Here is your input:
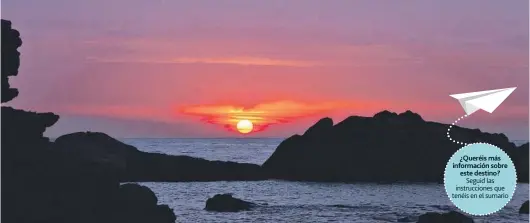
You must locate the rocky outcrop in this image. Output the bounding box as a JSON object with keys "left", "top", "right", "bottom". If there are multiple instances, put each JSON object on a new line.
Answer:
{"left": 262, "top": 111, "right": 528, "bottom": 182}
{"left": 2, "top": 117, "right": 177, "bottom": 223}
{"left": 520, "top": 200, "right": 529, "bottom": 214}
{"left": 1, "top": 19, "right": 176, "bottom": 223}
{"left": 1, "top": 19, "right": 21, "bottom": 102}
{"left": 54, "top": 132, "right": 265, "bottom": 182}
{"left": 205, "top": 194, "right": 256, "bottom": 212}
{"left": 2, "top": 107, "right": 59, "bottom": 146}
{"left": 416, "top": 211, "right": 473, "bottom": 223}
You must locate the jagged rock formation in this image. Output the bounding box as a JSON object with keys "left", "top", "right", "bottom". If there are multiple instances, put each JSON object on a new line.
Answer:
{"left": 205, "top": 194, "right": 256, "bottom": 212}
{"left": 262, "top": 111, "right": 529, "bottom": 183}
{"left": 1, "top": 19, "right": 176, "bottom": 223}
{"left": 1, "top": 19, "right": 21, "bottom": 102}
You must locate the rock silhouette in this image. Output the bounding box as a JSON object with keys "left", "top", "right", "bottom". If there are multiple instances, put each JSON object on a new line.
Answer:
{"left": 262, "top": 111, "right": 529, "bottom": 183}
{"left": 1, "top": 19, "right": 175, "bottom": 223}
{"left": 116, "top": 184, "right": 177, "bottom": 223}
{"left": 54, "top": 132, "right": 265, "bottom": 182}
{"left": 1, "top": 19, "right": 21, "bottom": 102}
{"left": 416, "top": 211, "right": 473, "bottom": 223}
{"left": 205, "top": 194, "right": 256, "bottom": 212}
{"left": 520, "top": 200, "right": 529, "bottom": 214}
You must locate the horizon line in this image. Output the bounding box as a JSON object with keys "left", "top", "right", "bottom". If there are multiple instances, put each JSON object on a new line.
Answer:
{"left": 47, "top": 136, "right": 529, "bottom": 142}
{"left": 48, "top": 136, "right": 288, "bottom": 140}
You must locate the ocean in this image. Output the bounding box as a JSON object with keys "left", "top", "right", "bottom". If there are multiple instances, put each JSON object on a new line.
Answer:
{"left": 123, "top": 138, "right": 529, "bottom": 223}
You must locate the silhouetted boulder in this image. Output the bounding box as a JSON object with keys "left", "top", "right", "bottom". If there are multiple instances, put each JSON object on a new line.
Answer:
{"left": 115, "top": 184, "right": 176, "bottom": 223}
{"left": 416, "top": 211, "right": 473, "bottom": 223}
{"left": 520, "top": 200, "right": 529, "bottom": 214}
{"left": 262, "top": 111, "right": 528, "bottom": 183}
{"left": 205, "top": 194, "right": 255, "bottom": 212}
{"left": 54, "top": 132, "right": 265, "bottom": 182}
{"left": 55, "top": 132, "right": 138, "bottom": 173}
{"left": 1, "top": 19, "right": 21, "bottom": 103}
{"left": 119, "top": 184, "right": 158, "bottom": 207}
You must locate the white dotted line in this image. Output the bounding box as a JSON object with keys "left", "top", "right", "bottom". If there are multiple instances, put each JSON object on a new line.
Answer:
{"left": 444, "top": 142, "right": 518, "bottom": 216}
{"left": 447, "top": 114, "right": 469, "bottom": 145}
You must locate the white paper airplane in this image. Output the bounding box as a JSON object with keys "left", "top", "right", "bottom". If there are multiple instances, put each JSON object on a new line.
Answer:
{"left": 450, "top": 87, "right": 516, "bottom": 115}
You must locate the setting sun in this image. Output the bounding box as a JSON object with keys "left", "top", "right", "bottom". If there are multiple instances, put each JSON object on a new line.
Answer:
{"left": 180, "top": 100, "right": 360, "bottom": 134}
{"left": 236, "top": 119, "right": 253, "bottom": 134}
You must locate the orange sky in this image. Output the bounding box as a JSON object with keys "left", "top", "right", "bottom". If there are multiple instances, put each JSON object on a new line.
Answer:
{"left": 179, "top": 100, "right": 375, "bottom": 133}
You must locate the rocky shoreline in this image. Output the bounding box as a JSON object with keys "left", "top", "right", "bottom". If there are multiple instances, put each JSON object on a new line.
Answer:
{"left": 2, "top": 18, "right": 528, "bottom": 223}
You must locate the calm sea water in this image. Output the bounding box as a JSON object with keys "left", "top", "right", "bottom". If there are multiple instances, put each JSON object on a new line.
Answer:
{"left": 123, "top": 138, "right": 529, "bottom": 223}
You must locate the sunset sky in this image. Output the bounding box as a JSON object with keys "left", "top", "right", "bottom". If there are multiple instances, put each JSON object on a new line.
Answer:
{"left": 3, "top": 0, "right": 529, "bottom": 139}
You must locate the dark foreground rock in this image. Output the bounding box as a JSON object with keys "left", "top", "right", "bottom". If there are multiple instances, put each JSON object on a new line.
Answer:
{"left": 54, "top": 131, "right": 265, "bottom": 182}
{"left": 2, "top": 19, "right": 175, "bottom": 223}
{"left": 205, "top": 194, "right": 256, "bottom": 212}
{"left": 520, "top": 200, "right": 529, "bottom": 214}
{"left": 416, "top": 211, "right": 473, "bottom": 223}
{"left": 116, "top": 184, "right": 177, "bottom": 223}
{"left": 2, "top": 109, "right": 178, "bottom": 223}
{"left": 262, "top": 111, "right": 529, "bottom": 183}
